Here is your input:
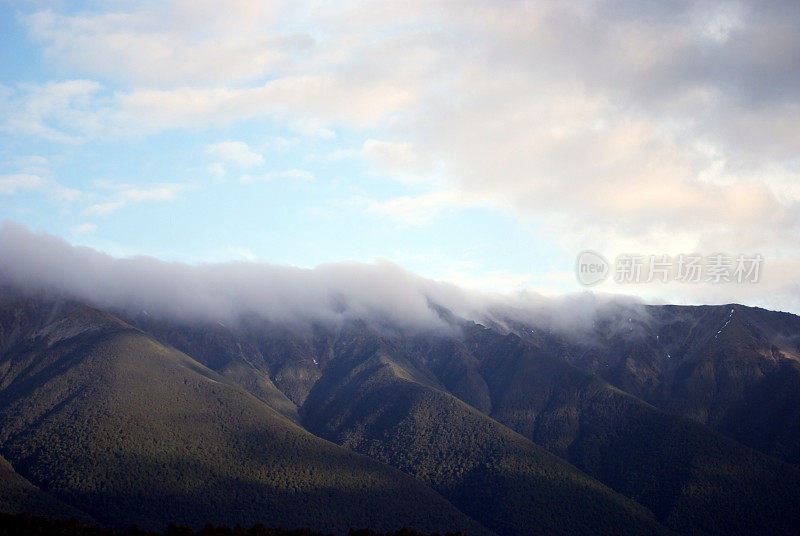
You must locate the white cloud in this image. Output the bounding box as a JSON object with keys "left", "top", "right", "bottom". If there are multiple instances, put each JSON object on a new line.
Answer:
{"left": 0, "top": 173, "right": 47, "bottom": 195}
{"left": 239, "top": 168, "right": 314, "bottom": 183}
{"left": 83, "top": 183, "right": 186, "bottom": 216}
{"left": 278, "top": 169, "right": 315, "bottom": 181}
{"left": 24, "top": 2, "right": 291, "bottom": 88}
{"left": 200, "top": 244, "right": 258, "bottom": 263}
{"left": 12, "top": 155, "right": 50, "bottom": 175}
{"left": 366, "top": 189, "right": 488, "bottom": 227}
{"left": 0, "top": 171, "right": 80, "bottom": 203}
{"left": 361, "top": 139, "right": 435, "bottom": 183}
{"left": 69, "top": 222, "right": 97, "bottom": 235}
{"left": 1, "top": 75, "right": 412, "bottom": 140}
{"left": 3, "top": 222, "right": 799, "bottom": 338}
{"left": 267, "top": 136, "right": 300, "bottom": 150}
{"left": 205, "top": 141, "right": 265, "bottom": 169}
{"left": 313, "top": 148, "right": 362, "bottom": 162}
{"left": 0, "top": 80, "right": 103, "bottom": 142}
{"left": 120, "top": 184, "right": 182, "bottom": 202}
{"left": 208, "top": 162, "right": 226, "bottom": 179}
{"left": 114, "top": 75, "right": 411, "bottom": 132}
{"left": 85, "top": 201, "right": 125, "bottom": 216}
{"left": 0, "top": 222, "right": 616, "bottom": 331}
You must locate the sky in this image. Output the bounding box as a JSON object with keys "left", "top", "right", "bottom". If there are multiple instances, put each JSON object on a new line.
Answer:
{"left": 2, "top": 0, "right": 800, "bottom": 313}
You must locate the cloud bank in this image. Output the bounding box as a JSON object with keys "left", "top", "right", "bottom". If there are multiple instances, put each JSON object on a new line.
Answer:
{"left": 5, "top": 222, "right": 800, "bottom": 343}
{"left": 0, "top": 222, "right": 479, "bottom": 330}
{"left": 0, "top": 222, "right": 650, "bottom": 335}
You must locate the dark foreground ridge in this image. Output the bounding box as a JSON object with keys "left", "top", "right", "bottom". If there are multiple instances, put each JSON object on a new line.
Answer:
{"left": 1, "top": 288, "right": 799, "bottom": 535}
{"left": 0, "top": 513, "right": 478, "bottom": 536}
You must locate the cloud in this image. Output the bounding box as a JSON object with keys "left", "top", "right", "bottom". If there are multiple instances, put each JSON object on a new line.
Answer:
{"left": 239, "top": 168, "right": 314, "bottom": 183}
{"left": 410, "top": 1, "right": 800, "bottom": 257}
{"left": 69, "top": 222, "right": 97, "bottom": 235}
{"left": 208, "top": 162, "right": 227, "bottom": 179}
{"left": 0, "top": 222, "right": 618, "bottom": 335}
{"left": 0, "top": 172, "right": 80, "bottom": 202}
{"left": 367, "top": 190, "right": 461, "bottom": 226}
{"left": 1, "top": 75, "right": 412, "bottom": 140}
{"left": 112, "top": 75, "right": 411, "bottom": 132}
{"left": 361, "top": 139, "right": 435, "bottom": 183}
{"left": 17, "top": 2, "right": 798, "bottom": 234}
{"left": 7, "top": 0, "right": 800, "bottom": 308}
{"left": 85, "top": 201, "right": 125, "bottom": 216}
{"left": 3, "top": 222, "right": 800, "bottom": 340}
{"left": 23, "top": 2, "right": 292, "bottom": 88}
{"left": 366, "top": 189, "right": 498, "bottom": 227}
{"left": 11, "top": 155, "right": 50, "bottom": 175}
{"left": 120, "top": 184, "right": 182, "bottom": 202}
{"left": 205, "top": 141, "right": 265, "bottom": 169}
{"left": 0, "top": 80, "right": 103, "bottom": 142}
{"left": 0, "top": 221, "right": 497, "bottom": 331}
{"left": 0, "top": 173, "right": 46, "bottom": 195}
{"left": 83, "top": 183, "right": 186, "bottom": 216}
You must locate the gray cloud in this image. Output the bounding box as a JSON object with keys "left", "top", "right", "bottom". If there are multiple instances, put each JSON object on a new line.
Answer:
{"left": 0, "top": 222, "right": 650, "bottom": 335}
{"left": 7, "top": 222, "right": 800, "bottom": 345}
{"left": 0, "top": 222, "right": 485, "bottom": 331}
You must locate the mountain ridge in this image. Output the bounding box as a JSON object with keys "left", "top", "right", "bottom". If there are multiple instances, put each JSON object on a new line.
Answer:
{"left": 0, "top": 294, "right": 491, "bottom": 534}
{"left": 1, "top": 287, "right": 799, "bottom": 535}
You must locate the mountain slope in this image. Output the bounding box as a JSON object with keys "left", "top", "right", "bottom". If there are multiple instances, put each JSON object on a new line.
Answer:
{"left": 300, "top": 326, "right": 672, "bottom": 536}
{"left": 458, "top": 324, "right": 800, "bottom": 536}
{"left": 114, "top": 313, "right": 305, "bottom": 422}
{"left": 4, "top": 289, "right": 799, "bottom": 536}
{"left": 0, "top": 298, "right": 489, "bottom": 535}
{"left": 0, "top": 454, "right": 92, "bottom": 522}
{"left": 116, "top": 308, "right": 800, "bottom": 536}
{"left": 538, "top": 304, "right": 800, "bottom": 465}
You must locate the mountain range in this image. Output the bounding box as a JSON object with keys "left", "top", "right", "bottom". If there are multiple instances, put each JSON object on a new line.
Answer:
{"left": 1, "top": 285, "right": 799, "bottom": 536}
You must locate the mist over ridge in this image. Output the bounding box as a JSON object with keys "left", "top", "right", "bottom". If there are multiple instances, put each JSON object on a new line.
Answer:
{"left": 0, "top": 221, "right": 643, "bottom": 334}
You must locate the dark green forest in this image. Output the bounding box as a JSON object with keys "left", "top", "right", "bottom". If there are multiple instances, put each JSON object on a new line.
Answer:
{"left": 1, "top": 292, "right": 799, "bottom": 536}
{"left": 0, "top": 513, "right": 474, "bottom": 536}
